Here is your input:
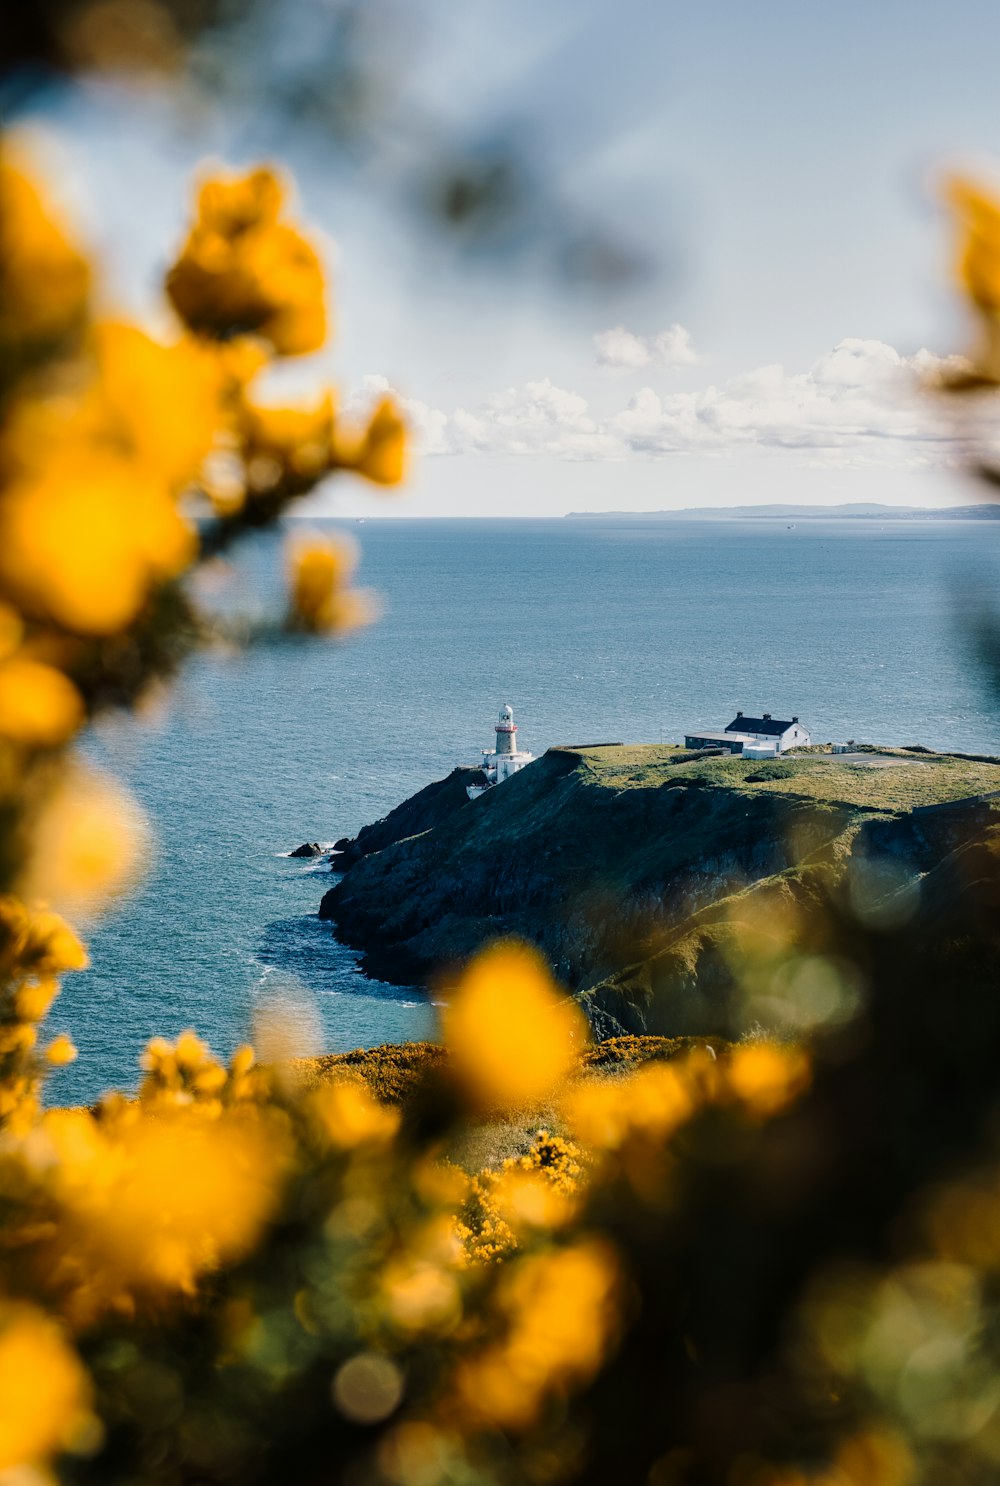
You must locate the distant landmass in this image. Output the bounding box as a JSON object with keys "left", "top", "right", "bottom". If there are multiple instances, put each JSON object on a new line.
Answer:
{"left": 565, "top": 503, "right": 1000, "bottom": 521}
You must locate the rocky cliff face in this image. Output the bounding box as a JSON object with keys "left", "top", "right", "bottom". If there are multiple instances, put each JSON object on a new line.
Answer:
{"left": 330, "top": 766, "right": 486, "bottom": 870}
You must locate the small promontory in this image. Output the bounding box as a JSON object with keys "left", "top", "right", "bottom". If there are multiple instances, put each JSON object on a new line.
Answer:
{"left": 320, "top": 743, "right": 1000, "bottom": 1038}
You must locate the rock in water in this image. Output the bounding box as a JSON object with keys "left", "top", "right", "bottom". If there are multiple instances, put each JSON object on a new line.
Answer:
{"left": 290, "top": 842, "right": 323, "bottom": 858}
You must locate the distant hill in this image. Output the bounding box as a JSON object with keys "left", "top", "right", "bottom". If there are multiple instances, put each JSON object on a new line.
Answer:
{"left": 565, "top": 502, "right": 1000, "bottom": 520}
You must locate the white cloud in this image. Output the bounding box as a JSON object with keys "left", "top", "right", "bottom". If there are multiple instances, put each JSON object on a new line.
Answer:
{"left": 447, "top": 379, "right": 620, "bottom": 460}
{"left": 594, "top": 323, "right": 700, "bottom": 372}
{"left": 604, "top": 340, "right": 968, "bottom": 462}
{"left": 363, "top": 339, "right": 978, "bottom": 467}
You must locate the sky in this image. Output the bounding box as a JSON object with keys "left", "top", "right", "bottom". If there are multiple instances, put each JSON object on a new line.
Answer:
{"left": 26, "top": 0, "right": 1000, "bottom": 515}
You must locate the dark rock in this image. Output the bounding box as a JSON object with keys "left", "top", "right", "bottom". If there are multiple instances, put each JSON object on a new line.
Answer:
{"left": 333, "top": 837, "right": 352, "bottom": 851}
{"left": 289, "top": 842, "right": 323, "bottom": 858}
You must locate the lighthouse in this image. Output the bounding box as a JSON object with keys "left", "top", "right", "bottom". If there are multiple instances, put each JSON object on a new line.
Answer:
{"left": 467, "top": 703, "right": 535, "bottom": 799}
{"left": 495, "top": 703, "right": 517, "bottom": 755}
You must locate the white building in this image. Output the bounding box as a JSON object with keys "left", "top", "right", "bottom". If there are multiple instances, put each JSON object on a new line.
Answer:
{"left": 684, "top": 712, "right": 811, "bottom": 757}
{"left": 467, "top": 704, "right": 535, "bottom": 800}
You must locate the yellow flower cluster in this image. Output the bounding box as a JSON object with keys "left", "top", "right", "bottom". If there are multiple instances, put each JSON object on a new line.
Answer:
{"left": 457, "top": 1130, "right": 584, "bottom": 1263}
{"left": 0, "top": 160, "right": 90, "bottom": 359}
{"left": 0, "top": 1305, "right": 96, "bottom": 1474}
{"left": 946, "top": 177, "right": 1000, "bottom": 385}
{"left": 564, "top": 1041, "right": 810, "bottom": 1157}
{"left": 441, "top": 940, "right": 589, "bottom": 1110}
{"left": 950, "top": 178, "right": 1000, "bottom": 316}
{"left": 0, "top": 155, "right": 407, "bottom": 758}
{"left": 30, "top": 1099, "right": 291, "bottom": 1316}
{"left": 0, "top": 918, "right": 824, "bottom": 1480}
{"left": 0, "top": 897, "right": 87, "bottom": 1128}
{"left": 166, "top": 166, "right": 327, "bottom": 355}
{"left": 0, "top": 152, "right": 409, "bottom": 1186}
{"left": 287, "top": 532, "right": 377, "bottom": 635}
{"left": 454, "top": 1238, "right": 621, "bottom": 1430}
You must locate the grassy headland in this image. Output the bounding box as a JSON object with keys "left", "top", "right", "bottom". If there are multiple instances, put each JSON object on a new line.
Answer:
{"left": 320, "top": 742, "right": 1000, "bottom": 1041}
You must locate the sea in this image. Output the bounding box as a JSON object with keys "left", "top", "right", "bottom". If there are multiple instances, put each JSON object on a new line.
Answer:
{"left": 56, "top": 516, "right": 1000, "bottom": 1105}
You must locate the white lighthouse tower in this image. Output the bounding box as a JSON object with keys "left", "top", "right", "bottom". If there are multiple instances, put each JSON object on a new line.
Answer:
{"left": 467, "top": 703, "right": 535, "bottom": 799}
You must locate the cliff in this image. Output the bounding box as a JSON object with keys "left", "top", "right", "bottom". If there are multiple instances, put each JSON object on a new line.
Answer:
{"left": 332, "top": 765, "right": 486, "bottom": 869}
{"left": 320, "top": 744, "right": 1000, "bottom": 1036}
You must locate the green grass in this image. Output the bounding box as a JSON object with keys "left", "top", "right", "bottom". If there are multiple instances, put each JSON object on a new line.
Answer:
{"left": 567, "top": 743, "right": 1000, "bottom": 814}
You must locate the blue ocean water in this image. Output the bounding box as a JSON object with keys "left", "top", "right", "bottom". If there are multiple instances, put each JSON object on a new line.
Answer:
{"left": 58, "top": 516, "right": 1000, "bottom": 1105}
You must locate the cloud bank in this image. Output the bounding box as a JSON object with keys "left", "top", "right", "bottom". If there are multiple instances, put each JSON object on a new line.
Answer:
{"left": 370, "top": 339, "right": 974, "bottom": 468}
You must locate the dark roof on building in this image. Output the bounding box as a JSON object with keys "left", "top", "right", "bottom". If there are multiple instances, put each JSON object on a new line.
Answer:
{"left": 726, "top": 713, "right": 799, "bottom": 736}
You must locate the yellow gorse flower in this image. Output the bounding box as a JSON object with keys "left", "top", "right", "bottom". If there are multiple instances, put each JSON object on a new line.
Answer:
{"left": 442, "top": 940, "right": 589, "bottom": 1110}
{"left": 287, "top": 531, "right": 375, "bottom": 634}
{"left": 459, "top": 1131, "right": 585, "bottom": 1263}
{"left": 455, "top": 1238, "right": 621, "bottom": 1429}
{"left": 0, "top": 160, "right": 90, "bottom": 353}
{"left": 948, "top": 177, "right": 1000, "bottom": 314}
{"left": 307, "top": 1077, "right": 401, "bottom": 1150}
{"left": 166, "top": 166, "right": 327, "bottom": 355}
{"left": 22, "top": 765, "right": 148, "bottom": 919}
{"left": 0, "top": 448, "right": 195, "bottom": 635}
{"left": 0, "top": 657, "right": 83, "bottom": 747}
{"left": 35, "top": 1101, "right": 292, "bottom": 1312}
{"left": 0, "top": 1305, "right": 95, "bottom": 1471}
{"left": 44, "top": 1033, "right": 78, "bottom": 1066}
{"left": 242, "top": 390, "right": 336, "bottom": 495}
{"left": 333, "top": 397, "right": 409, "bottom": 486}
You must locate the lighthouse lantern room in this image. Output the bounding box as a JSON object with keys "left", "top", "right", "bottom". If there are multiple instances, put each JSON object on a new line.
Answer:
{"left": 467, "top": 704, "right": 535, "bottom": 799}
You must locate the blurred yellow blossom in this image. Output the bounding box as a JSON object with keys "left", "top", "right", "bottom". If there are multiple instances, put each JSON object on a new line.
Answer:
{"left": 334, "top": 396, "right": 408, "bottom": 486}
{"left": 0, "top": 657, "right": 84, "bottom": 747}
{"left": 0, "top": 603, "right": 24, "bottom": 661}
{"left": 22, "top": 765, "right": 148, "bottom": 918}
{"left": 442, "top": 940, "right": 588, "bottom": 1110}
{"left": 166, "top": 166, "right": 327, "bottom": 355}
{"left": 38, "top": 1103, "right": 292, "bottom": 1308}
{"left": 0, "top": 900, "right": 88, "bottom": 977}
{"left": 726, "top": 1042, "right": 811, "bottom": 1120}
{"left": 948, "top": 177, "right": 1000, "bottom": 315}
{"left": 287, "top": 531, "right": 375, "bottom": 634}
{"left": 563, "top": 1059, "right": 697, "bottom": 1152}
{"left": 15, "top": 978, "right": 59, "bottom": 1023}
{"left": 45, "top": 1033, "right": 78, "bottom": 1066}
{"left": 242, "top": 390, "right": 336, "bottom": 496}
{"left": 308, "top": 1077, "right": 401, "bottom": 1150}
{"left": 0, "top": 450, "right": 195, "bottom": 635}
{"left": 382, "top": 1255, "right": 461, "bottom": 1337}
{"left": 378, "top": 1421, "right": 454, "bottom": 1486}
{"left": 456, "top": 1238, "right": 620, "bottom": 1429}
{"left": 0, "top": 1305, "right": 95, "bottom": 1471}
{"left": 0, "top": 160, "right": 90, "bottom": 353}
{"left": 85, "top": 321, "right": 225, "bottom": 490}
{"left": 0, "top": 1023, "right": 36, "bottom": 1055}
{"left": 823, "top": 1427, "right": 916, "bottom": 1486}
